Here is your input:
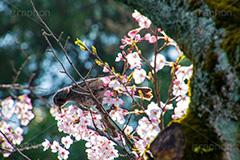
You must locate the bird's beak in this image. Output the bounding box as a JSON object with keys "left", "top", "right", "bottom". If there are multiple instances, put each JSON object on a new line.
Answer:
{"left": 57, "top": 105, "right": 62, "bottom": 113}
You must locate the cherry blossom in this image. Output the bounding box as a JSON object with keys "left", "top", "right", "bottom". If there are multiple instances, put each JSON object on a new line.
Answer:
{"left": 102, "top": 97, "right": 114, "bottom": 106}
{"left": 172, "top": 105, "right": 188, "bottom": 119}
{"left": 148, "top": 36, "right": 157, "bottom": 43}
{"left": 143, "top": 33, "right": 151, "bottom": 41}
{"left": 132, "top": 10, "right": 152, "bottom": 29}
{"left": 124, "top": 125, "right": 133, "bottom": 135}
{"left": 58, "top": 147, "right": 70, "bottom": 160}
{"left": 126, "top": 52, "right": 142, "bottom": 69}
{"left": 109, "top": 107, "right": 127, "bottom": 124}
{"left": 128, "top": 28, "right": 142, "bottom": 39}
{"left": 0, "top": 95, "right": 35, "bottom": 158}
{"left": 103, "top": 66, "right": 110, "bottom": 73}
{"left": 145, "top": 102, "right": 162, "bottom": 121}
{"left": 108, "top": 80, "right": 121, "bottom": 90}
{"left": 175, "top": 64, "right": 193, "bottom": 81}
{"left": 111, "top": 97, "right": 125, "bottom": 107}
{"left": 134, "top": 139, "right": 147, "bottom": 156}
{"left": 132, "top": 10, "right": 142, "bottom": 21}
{"left": 172, "top": 82, "right": 188, "bottom": 96}
{"left": 42, "top": 139, "right": 51, "bottom": 151}
{"left": 61, "top": 135, "right": 73, "bottom": 149}
{"left": 150, "top": 54, "right": 166, "bottom": 72}
{"left": 104, "top": 90, "right": 114, "bottom": 97}
{"left": 133, "top": 69, "right": 146, "bottom": 84}
{"left": 1, "top": 97, "right": 14, "bottom": 119}
{"left": 14, "top": 94, "right": 35, "bottom": 126}
{"left": 176, "top": 95, "right": 190, "bottom": 108}
{"left": 160, "top": 101, "right": 173, "bottom": 111}
{"left": 85, "top": 134, "right": 119, "bottom": 160}
{"left": 115, "top": 51, "right": 125, "bottom": 62}
{"left": 102, "top": 76, "right": 111, "bottom": 87}
{"left": 136, "top": 117, "right": 160, "bottom": 153}
{"left": 51, "top": 141, "right": 61, "bottom": 153}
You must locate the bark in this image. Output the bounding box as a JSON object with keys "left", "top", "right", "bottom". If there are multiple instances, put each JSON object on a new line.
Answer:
{"left": 115, "top": 0, "right": 240, "bottom": 159}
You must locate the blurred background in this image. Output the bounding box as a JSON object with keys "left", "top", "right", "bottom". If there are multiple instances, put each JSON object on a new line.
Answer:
{"left": 0, "top": 0, "right": 190, "bottom": 159}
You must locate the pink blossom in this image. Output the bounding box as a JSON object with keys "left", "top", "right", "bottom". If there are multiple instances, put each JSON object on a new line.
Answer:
{"left": 133, "top": 69, "right": 146, "bottom": 84}
{"left": 138, "top": 16, "right": 152, "bottom": 29}
{"left": 175, "top": 65, "right": 193, "bottom": 81}
{"left": 103, "top": 66, "right": 110, "bottom": 73}
{"left": 61, "top": 135, "right": 73, "bottom": 149}
{"left": 128, "top": 28, "right": 142, "bottom": 39}
{"left": 176, "top": 95, "right": 190, "bottom": 109}
{"left": 124, "top": 125, "right": 133, "bottom": 135}
{"left": 145, "top": 102, "right": 162, "bottom": 121}
{"left": 132, "top": 10, "right": 142, "bottom": 21}
{"left": 104, "top": 90, "right": 114, "bottom": 98}
{"left": 111, "top": 97, "right": 124, "bottom": 107}
{"left": 58, "top": 147, "right": 70, "bottom": 160}
{"left": 102, "top": 77, "right": 111, "bottom": 87}
{"left": 126, "top": 52, "right": 142, "bottom": 69}
{"left": 42, "top": 139, "right": 51, "bottom": 151}
{"left": 110, "top": 108, "right": 126, "bottom": 124}
{"left": 172, "top": 104, "right": 188, "bottom": 119}
{"left": 143, "top": 33, "right": 151, "bottom": 40}
{"left": 161, "top": 101, "right": 173, "bottom": 111}
{"left": 109, "top": 80, "right": 121, "bottom": 90}
{"left": 115, "top": 52, "right": 125, "bottom": 62}
{"left": 51, "top": 141, "right": 61, "bottom": 153}
{"left": 151, "top": 54, "right": 166, "bottom": 72}
{"left": 134, "top": 139, "right": 147, "bottom": 157}
{"left": 149, "top": 36, "right": 157, "bottom": 43}
{"left": 102, "top": 97, "right": 114, "bottom": 106}
{"left": 172, "top": 82, "right": 188, "bottom": 96}
{"left": 132, "top": 10, "right": 152, "bottom": 29}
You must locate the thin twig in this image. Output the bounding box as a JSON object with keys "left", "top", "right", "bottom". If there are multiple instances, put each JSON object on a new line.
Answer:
{"left": 12, "top": 55, "right": 31, "bottom": 84}
{"left": 0, "top": 131, "right": 31, "bottom": 160}
{"left": 152, "top": 27, "right": 164, "bottom": 129}
{"left": 58, "top": 31, "right": 64, "bottom": 42}
{"left": 64, "top": 36, "right": 70, "bottom": 50}
{"left": 42, "top": 31, "right": 88, "bottom": 93}
{"left": 30, "top": 90, "right": 53, "bottom": 108}
{"left": 10, "top": 61, "right": 17, "bottom": 74}
{"left": 84, "top": 61, "right": 96, "bottom": 80}
{"left": 0, "top": 84, "right": 38, "bottom": 90}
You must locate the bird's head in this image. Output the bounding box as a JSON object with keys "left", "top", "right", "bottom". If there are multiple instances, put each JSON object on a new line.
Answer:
{"left": 53, "top": 87, "right": 70, "bottom": 108}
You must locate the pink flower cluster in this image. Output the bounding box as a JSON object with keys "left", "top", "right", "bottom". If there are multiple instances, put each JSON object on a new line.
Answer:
{"left": 42, "top": 138, "right": 71, "bottom": 160}
{"left": 116, "top": 10, "right": 187, "bottom": 86}
{"left": 0, "top": 95, "right": 34, "bottom": 157}
{"left": 172, "top": 65, "right": 193, "bottom": 119}
{"left": 15, "top": 94, "right": 35, "bottom": 126}
{"left": 44, "top": 105, "right": 119, "bottom": 160}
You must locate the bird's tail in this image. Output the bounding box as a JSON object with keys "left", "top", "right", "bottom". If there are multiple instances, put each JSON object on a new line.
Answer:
{"left": 134, "top": 87, "right": 153, "bottom": 101}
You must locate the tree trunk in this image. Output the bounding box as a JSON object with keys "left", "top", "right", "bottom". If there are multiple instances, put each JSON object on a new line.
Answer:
{"left": 115, "top": 0, "right": 240, "bottom": 159}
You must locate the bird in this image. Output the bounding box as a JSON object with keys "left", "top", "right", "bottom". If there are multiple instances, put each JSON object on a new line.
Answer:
{"left": 53, "top": 76, "right": 152, "bottom": 109}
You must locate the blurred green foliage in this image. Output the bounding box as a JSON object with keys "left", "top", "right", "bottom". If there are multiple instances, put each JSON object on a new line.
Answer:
{"left": 0, "top": 0, "right": 190, "bottom": 159}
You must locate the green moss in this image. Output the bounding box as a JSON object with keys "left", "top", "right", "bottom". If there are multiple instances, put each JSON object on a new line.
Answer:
{"left": 203, "top": 52, "right": 219, "bottom": 72}
{"left": 179, "top": 108, "right": 223, "bottom": 160}
{"left": 205, "top": 0, "right": 240, "bottom": 77}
